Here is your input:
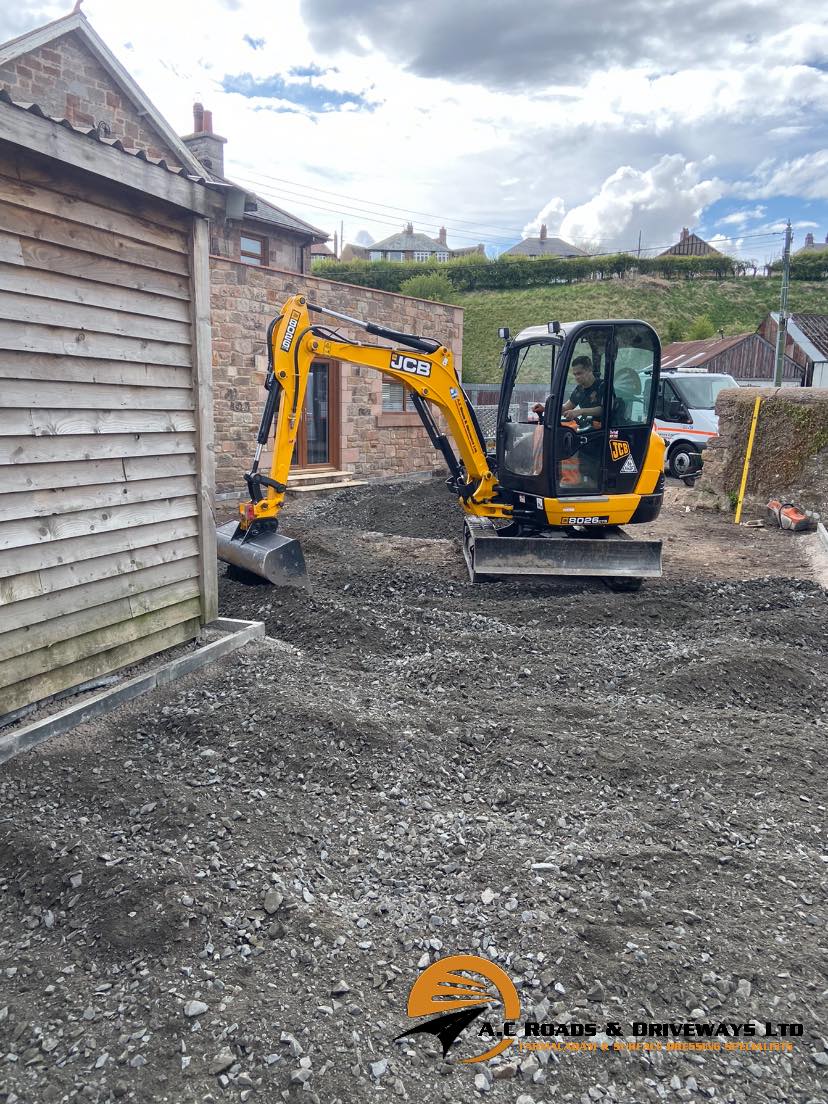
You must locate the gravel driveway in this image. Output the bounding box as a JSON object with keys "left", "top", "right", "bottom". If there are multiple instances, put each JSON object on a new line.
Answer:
{"left": 1, "top": 479, "right": 826, "bottom": 1104}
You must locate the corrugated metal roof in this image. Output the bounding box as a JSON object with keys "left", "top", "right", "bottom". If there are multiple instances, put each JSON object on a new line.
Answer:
{"left": 791, "top": 313, "right": 828, "bottom": 359}
{"left": 0, "top": 88, "right": 210, "bottom": 184}
{"left": 661, "top": 333, "right": 751, "bottom": 369}
{"left": 502, "top": 236, "right": 587, "bottom": 258}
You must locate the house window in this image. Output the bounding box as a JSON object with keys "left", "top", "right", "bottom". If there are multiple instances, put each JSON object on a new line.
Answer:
{"left": 369, "top": 251, "right": 382, "bottom": 261}
{"left": 414, "top": 250, "right": 431, "bottom": 262}
{"left": 382, "top": 380, "right": 411, "bottom": 412}
{"left": 436, "top": 251, "right": 449, "bottom": 262}
{"left": 240, "top": 234, "right": 268, "bottom": 266}
{"left": 389, "top": 251, "right": 404, "bottom": 262}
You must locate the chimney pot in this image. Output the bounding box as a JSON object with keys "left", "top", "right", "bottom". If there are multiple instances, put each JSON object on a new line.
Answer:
{"left": 193, "top": 102, "right": 204, "bottom": 132}
{"left": 681, "top": 228, "right": 689, "bottom": 241}
{"left": 203, "top": 109, "right": 213, "bottom": 134}
{"left": 405, "top": 221, "right": 413, "bottom": 235}
{"left": 540, "top": 223, "right": 547, "bottom": 240}
{"left": 438, "top": 226, "right": 447, "bottom": 246}
{"left": 804, "top": 232, "right": 814, "bottom": 246}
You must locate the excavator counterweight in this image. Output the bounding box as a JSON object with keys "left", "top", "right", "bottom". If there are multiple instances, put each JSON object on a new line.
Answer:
{"left": 218, "top": 295, "right": 665, "bottom": 589}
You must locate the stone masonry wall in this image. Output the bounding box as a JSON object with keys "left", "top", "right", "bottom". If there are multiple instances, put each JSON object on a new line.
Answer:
{"left": 700, "top": 387, "right": 828, "bottom": 511}
{"left": 0, "top": 31, "right": 184, "bottom": 168}
{"left": 210, "top": 259, "right": 463, "bottom": 495}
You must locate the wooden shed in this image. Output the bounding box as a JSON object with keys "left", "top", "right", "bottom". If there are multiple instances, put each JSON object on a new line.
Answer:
{"left": 0, "top": 17, "right": 218, "bottom": 720}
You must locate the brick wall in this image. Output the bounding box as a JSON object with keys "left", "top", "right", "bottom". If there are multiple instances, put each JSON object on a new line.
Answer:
{"left": 0, "top": 31, "right": 184, "bottom": 168}
{"left": 210, "top": 259, "right": 463, "bottom": 495}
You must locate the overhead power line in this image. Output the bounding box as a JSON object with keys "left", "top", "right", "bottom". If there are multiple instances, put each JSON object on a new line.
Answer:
{"left": 234, "top": 170, "right": 785, "bottom": 257}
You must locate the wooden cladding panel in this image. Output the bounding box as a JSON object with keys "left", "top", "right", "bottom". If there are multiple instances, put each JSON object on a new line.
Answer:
{"left": 0, "top": 231, "right": 192, "bottom": 299}
{"left": 0, "top": 522, "right": 199, "bottom": 605}
{"left": 0, "top": 615, "right": 202, "bottom": 718}
{"left": 0, "top": 408, "right": 196, "bottom": 437}
{"left": 0, "top": 172, "right": 190, "bottom": 254}
{"left": 0, "top": 264, "right": 192, "bottom": 323}
{"left": 0, "top": 559, "right": 202, "bottom": 648}
{"left": 0, "top": 201, "right": 190, "bottom": 276}
{"left": 0, "top": 495, "right": 199, "bottom": 557}
{"left": 0, "top": 154, "right": 212, "bottom": 717}
{"left": 0, "top": 430, "right": 196, "bottom": 467}
{"left": 0, "top": 350, "right": 193, "bottom": 389}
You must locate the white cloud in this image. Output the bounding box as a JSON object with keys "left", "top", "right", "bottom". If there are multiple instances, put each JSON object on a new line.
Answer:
{"left": 3, "top": 0, "right": 826, "bottom": 252}
{"left": 717, "top": 206, "right": 766, "bottom": 226}
{"left": 548, "top": 156, "right": 725, "bottom": 253}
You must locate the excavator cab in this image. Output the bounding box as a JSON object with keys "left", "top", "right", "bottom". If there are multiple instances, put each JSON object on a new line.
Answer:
{"left": 497, "top": 320, "right": 660, "bottom": 505}
{"left": 460, "top": 320, "right": 665, "bottom": 585}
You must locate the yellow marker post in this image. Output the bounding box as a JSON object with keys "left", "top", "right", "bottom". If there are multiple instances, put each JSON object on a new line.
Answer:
{"left": 734, "top": 396, "right": 762, "bottom": 524}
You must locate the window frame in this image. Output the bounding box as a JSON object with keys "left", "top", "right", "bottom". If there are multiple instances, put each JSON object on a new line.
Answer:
{"left": 382, "top": 379, "right": 413, "bottom": 413}
{"left": 240, "top": 233, "right": 268, "bottom": 267}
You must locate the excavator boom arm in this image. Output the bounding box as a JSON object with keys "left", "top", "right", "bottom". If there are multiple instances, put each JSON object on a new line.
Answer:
{"left": 241, "top": 295, "right": 506, "bottom": 528}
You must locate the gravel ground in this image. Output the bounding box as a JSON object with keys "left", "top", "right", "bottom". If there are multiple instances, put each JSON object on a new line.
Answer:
{"left": 1, "top": 478, "right": 827, "bottom": 1104}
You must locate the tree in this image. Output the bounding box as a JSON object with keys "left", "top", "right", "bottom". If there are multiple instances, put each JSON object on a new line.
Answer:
{"left": 399, "top": 272, "right": 456, "bottom": 302}
{"left": 664, "top": 318, "right": 685, "bottom": 343}
{"left": 686, "top": 315, "right": 716, "bottom": 340}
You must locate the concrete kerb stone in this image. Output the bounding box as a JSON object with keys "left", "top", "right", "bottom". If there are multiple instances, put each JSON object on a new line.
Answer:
{"left": 0, "top": 618, "right": 265, "bottom": 766}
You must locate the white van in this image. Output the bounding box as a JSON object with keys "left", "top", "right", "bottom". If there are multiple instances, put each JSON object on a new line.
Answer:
{"left": 654, "top": 370, "right": 738, "bottom": 479}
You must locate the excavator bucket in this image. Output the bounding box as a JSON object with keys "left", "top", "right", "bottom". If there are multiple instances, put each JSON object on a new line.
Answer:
{"left": 463, "top": 517, "right": 662, "bottom": 585}
{"left": 216, "top": 520, "right": 307, "bottom": 587}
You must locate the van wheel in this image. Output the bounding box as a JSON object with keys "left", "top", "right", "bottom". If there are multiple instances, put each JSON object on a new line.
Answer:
{"left": 668, "top": 443, "right": 701, "bottom": 479}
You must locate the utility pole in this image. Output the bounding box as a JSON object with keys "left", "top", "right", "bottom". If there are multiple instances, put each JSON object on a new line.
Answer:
{"left": 773, "top": 220, "right": 793, "bottom": 386}
{"left": 340, "top": 220, "right": 344, "bottom": 259}
{"left": 637, "top": 230, "right": 642, "bottom": 259}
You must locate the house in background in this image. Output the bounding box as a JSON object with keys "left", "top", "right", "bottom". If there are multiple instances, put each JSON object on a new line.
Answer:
{"left": 795, "top": 232, "right": 828, "bottom": 256}
{"left": 660, "top": 227, "right": 721, "bottom": 257}
{"left": 342, "top": 223, "right": 484, "bottom": 262}
{"left": 501, "top": 224, "right": 587, "bottom": 259}
{"left": 180, "top": 103, "right": 328, "bottom": 272}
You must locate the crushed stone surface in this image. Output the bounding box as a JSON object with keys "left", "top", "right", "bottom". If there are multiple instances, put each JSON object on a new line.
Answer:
{"left": 1, "top": 477, "right": 827, "bottom": 1104}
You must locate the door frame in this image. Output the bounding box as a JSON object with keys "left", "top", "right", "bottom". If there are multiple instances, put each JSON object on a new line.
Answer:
{"left": 295, "top": 358, "right": 341, "bottom": 469}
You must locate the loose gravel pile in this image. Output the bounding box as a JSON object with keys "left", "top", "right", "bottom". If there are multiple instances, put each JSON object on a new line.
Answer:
{"left": 1, "top": 478, "right": 826, "bottom": 1104}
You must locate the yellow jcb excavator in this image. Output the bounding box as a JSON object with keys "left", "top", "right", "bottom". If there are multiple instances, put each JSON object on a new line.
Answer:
{"left": 216, "top": 294, "right": 665, "bottom": 589}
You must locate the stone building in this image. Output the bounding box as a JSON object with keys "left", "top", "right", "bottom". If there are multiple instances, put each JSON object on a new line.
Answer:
{"left": 659, "top": 228, "right": 720, "bottom": 257}
{"left": 342, "top": 223, "right": 483, "bottom": 262}
{"left": 501, "top": 224, "right": 587, "bottom": 258}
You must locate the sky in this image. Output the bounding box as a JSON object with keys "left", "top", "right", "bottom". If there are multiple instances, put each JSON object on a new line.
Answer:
{"left": 4, "top": 0, "right": 828, "bottom": 264}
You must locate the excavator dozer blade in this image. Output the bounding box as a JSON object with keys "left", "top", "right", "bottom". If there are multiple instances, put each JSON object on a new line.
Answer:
{"left": 463, "top": 517, "right": 662, "bottom": 584}
{"left": 216, "top": 520, "right": 307, "bottom": 587}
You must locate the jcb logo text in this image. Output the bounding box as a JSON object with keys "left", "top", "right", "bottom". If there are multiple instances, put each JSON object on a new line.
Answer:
{"left": 391, "top": 353, "right": 431, "bottom": 377}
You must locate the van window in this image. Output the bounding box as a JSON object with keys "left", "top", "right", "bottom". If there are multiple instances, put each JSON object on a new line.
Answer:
{"left": 673, "top": 375, "right": 737, "bottom": 410}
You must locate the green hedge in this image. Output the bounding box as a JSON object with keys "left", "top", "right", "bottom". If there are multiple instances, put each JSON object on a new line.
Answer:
{"left": 769, "top": 252, "right": 828, "bottom": 280}
{"left": 311, "top": 251, "right": 750, "bottom": 294}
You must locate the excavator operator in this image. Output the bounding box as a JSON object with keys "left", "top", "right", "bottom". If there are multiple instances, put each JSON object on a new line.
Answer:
{"left": 532, "top": 356, "right": 604, "bottom": 425}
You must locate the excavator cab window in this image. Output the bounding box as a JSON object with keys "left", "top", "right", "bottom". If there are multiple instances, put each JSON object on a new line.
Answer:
{"left": 556, "top": 328, "right": 611, "bottom": 494}
{"left": 501, "top": 342, "right": 555, "bottom": 477}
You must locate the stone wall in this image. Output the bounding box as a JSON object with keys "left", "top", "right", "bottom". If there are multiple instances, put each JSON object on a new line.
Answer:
{"left": 210, "top": 259, "right": 463, "bottom": 495}
{"left": 0, "top": 31, "right": 183, "bottom": 168}
{"left": 701, "top": 387, "right": 828, "bottom": 511}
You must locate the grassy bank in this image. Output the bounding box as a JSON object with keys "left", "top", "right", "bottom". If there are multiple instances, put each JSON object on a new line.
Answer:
{"left": 458, "top": 276, "right": 828, "bottom": 382}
